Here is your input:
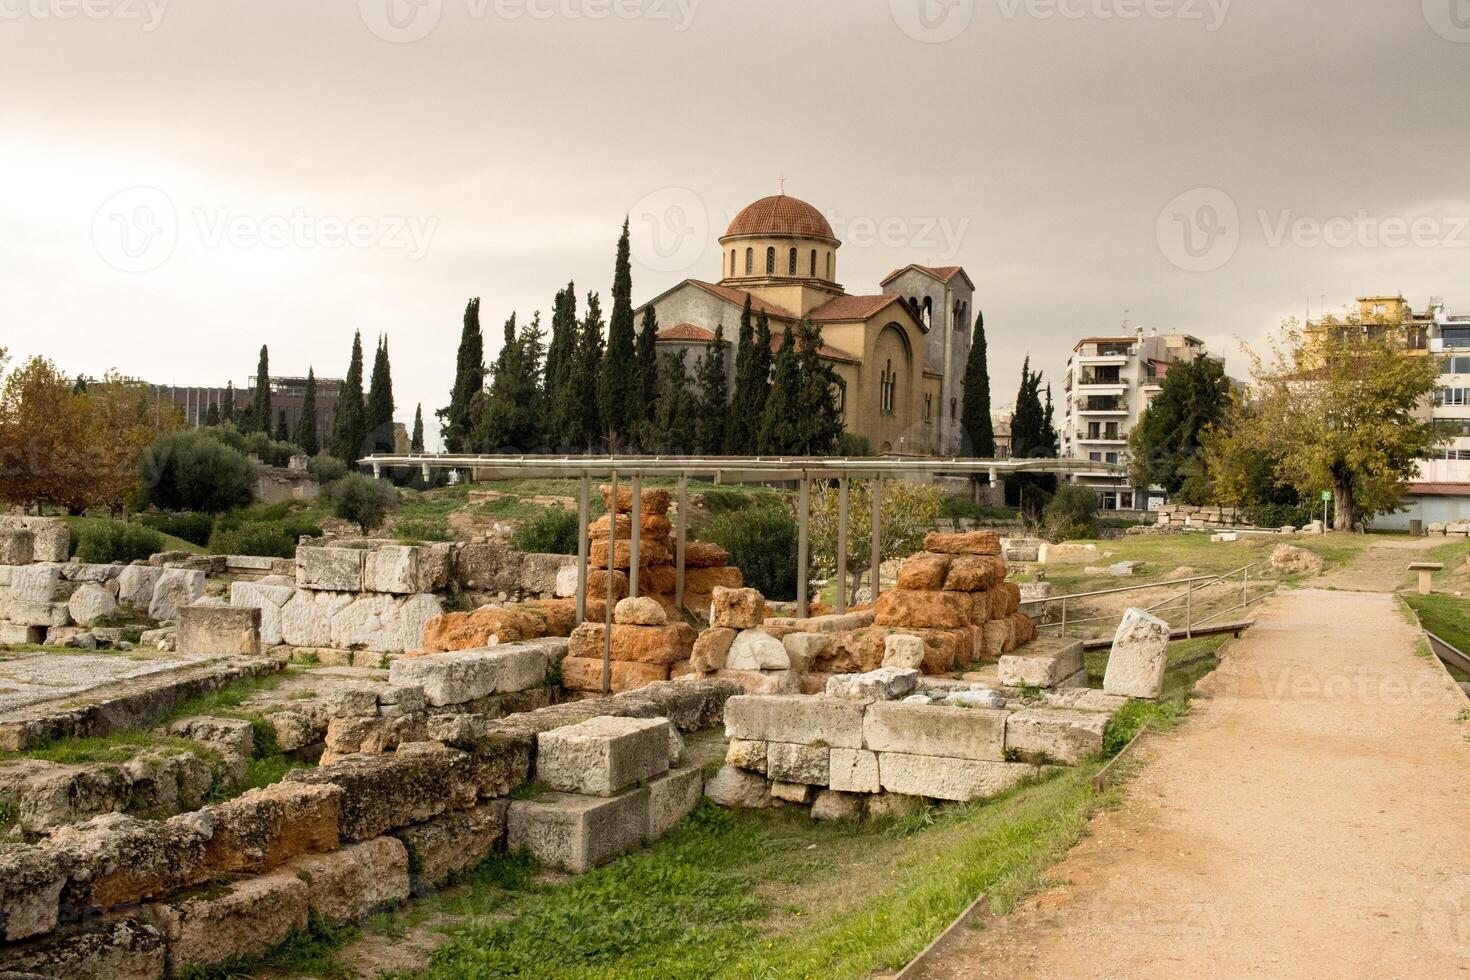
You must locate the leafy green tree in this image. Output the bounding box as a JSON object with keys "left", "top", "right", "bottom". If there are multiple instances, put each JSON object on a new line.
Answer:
{"left": 793, "top": 319, "right": 844, "bottom": 455}
{"left": 810, "top": 480, "right": 944, "bottom": 600}
{"left": 330, "top": 473, "right": 398, "bottom": 534}
{"left": 642, "top": 350, "right": 694, "bottom": 454}
{"left": 633, "top": 305, "right": 660, "bottom": 438}
{"left": 293, "top": 368, "right": 319, "bottom": 456}
{"left": 365, "top": 335, "right": 395, "bottom": 453}
{"left": 410, "top": 403, "right": 425, "bottom": 453}
{"left": 141, "top": 430, "right": 256, "bottom": 513}
{"left": 330, "top": 330, "right": 367, "bottom": 464}
{"left": 556, "top": 292, "right": 604, "bottom": 450}
{"left": 758, "top": 326, "right": 800, "bottom": 454}
{"left": 221, "top": 381, "right": 236, "bottom": 424}
{"left": 474, "top": 312, "right": 547, "bottom": 451}
{"left": 1008, "top": 357, "right": 1056, "bottom": 513}
{"left": 274, "top": 410, "right": 289, "bottom": 443}
{"left": 1127, "top": 354, "right": 1231, "bottom": 497}
{"left": 1041, "top": 483, "right": 1100, "bottom": 542}
{"left": 544, "top": 282, "right": 577, "bottom": 443}
{"left": 247, "top": 345, "right": 271, "bottom": 433}
{"left": 1042, "top": 384, "right": 1058, "bottom": 455}
{"left": 204, "top": 402, "right": 221, "bottom": 427}
{"left": 1209, "top": 314, "right": 1440, "bottom": 529}
{"left": 726, "top": 296, "right": 758, "bottom": 453}
{"left": 960, "top": 310, "right": 995, "bottom": 457}
{"left": 600, "top": 218, "right": 638, "bottom": 449}
{"left": 693, "top": 324, "right": 729, "bottom": 454}
{"left": 439, "top": 297, "right": 484, "bottom": 453}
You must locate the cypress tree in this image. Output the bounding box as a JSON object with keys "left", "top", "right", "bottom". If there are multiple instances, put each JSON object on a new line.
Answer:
{"left": 726, "top": 297, "right": 759, "bottom": 452}
{"left": 249, "top": 346, "right": 271, "bottom": 433}
{"left": 1008, "top": 358, "right": 1055, "bottom": 512}
{"left": 757, "top": 326, "right": 800, "bottom": 454}
{"left": 600, "top": 218, "right": 638, "bottom": 449}
{"left": 545, "top": 285, "right": 579, "bottom": 450}
{"left": 474, "top": 312, "right": 545, "bottom": 452}
{"left": 633, "top": 305, "right": 660, "bottom": 435}
{"left": 439, "top": 298, "right": 484, "bottom": 453}
{"left": 330, "top": 331, "right": 367, "bottom": 464}
{"left": 275, "top": 410, "right": 289, "bottom": 443}
{"left": 365, "top": 335, "right": 395, "bottom": 453}
{"left": 557, "top": 292, "right": 604, "bottom": 450}
{"left": 793, "top": 319, "right": 843, "bottom": 455}
{"left": 294, "top": 368, "right": 319, "bottom": 456}
{"left": 1042, "top": 383, "right": 1058, "bottom": 455}
{"left": 411, "top": 404, "right": 425, "bottom": 453}
{"left": 693, "top": 324, "right": 730, "bottom": 454}
{"left": 204, "top": 402, "right": 221, "bottom": 427}
{"left": 221, "top": 382, "right": 236, "bottom": 424}
{"left": 646, "top": 350, "right": 693, "bottom": 454}
{"left": 960, "top": 310, "right": 995, "bottom": 457}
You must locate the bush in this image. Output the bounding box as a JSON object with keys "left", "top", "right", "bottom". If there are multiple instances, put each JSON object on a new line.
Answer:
{"left": 702, "top": 503, "right": 799, "bottom": 600}
{"left": 137, "top": 512, "right": 216, "bottom": 547}
{"left": 208, "top": 522, "right": 296, "bottom": 558}
{"left": 941, "top": 498, "right": 1020, "bottom": 524}
{"left": 330, "top": 474, "right": 398, "bottom": 533}
{"left": 836, "top": 433, "right": 874, "bottom": 457}
{"left": 511, "top": 507, "right": 581, "bottom": 555}
{"left": 1242, "top": 502, "right": 1316, "bottom": 529}
{"left": 141, "top": 431, "right": 257, "bottom": 514}
{"left": 308, "top": 452, "right": 348, "bottom": 485}
{"left": 75, "top": 521, "right": 165, "bottom": 564}
{"left": 1040, "top": 483, "right": 1100, "bottom": 542}
{"left": 242, "top": 432, "right": 302, "bottom": 468}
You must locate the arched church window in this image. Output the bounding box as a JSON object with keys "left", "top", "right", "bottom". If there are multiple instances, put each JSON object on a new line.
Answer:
{"left": 810, "top": 249, "right": 817, "bottom": 277}
{"left": 766, "top": 247, "right": 775, "bottom": 275}
{"left": 745, "top": 248, "right": 753, "bottom": 275}
{"left": 826, "top": 252, "right": 833, "bottom": 280}
{"left": 788, "top": 248, "right": 797, "bottom": 276}
{"left": 730, "top": 249, "right": 737, "bottom": 277}
{"left": 922, "top": 297, "right": 933, "bottom": 328}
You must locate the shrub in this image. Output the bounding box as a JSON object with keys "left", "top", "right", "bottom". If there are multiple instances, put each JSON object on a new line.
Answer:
{"left": 1040, "top": 483, "right": 1100, "bottom": 542}
{"left": 702, "top": 503, "right": 799, "bottom": 600}
{"left": 141, "top": 431, "right": 257, "bottom": 514}
{"left": 242, "top": 432, "right": 302, "bottom": 468}
{"left": 208, "top": 522, "right": 296, "bottom": 558}
{"left": 1242, "top": 502, "right": 1316, "bottom": 529}
{"left": 330, "top": 474, "right": 398, "bottom": 534}
{"left": 511, "top": 507, "right": 580, "bottom": 555}
{"left": 941, "top": 498, "right": 1020, "bottom": 524}
{"left": 308, "top": 452, "right": 348, "bottom": 485}
{"left": 75, "top": 521, "right": 165, "bottom": 564}
{"left": 836, "top": 433, "right": 874, "bottom": 457}
{"left": 137, "top": 512, "right": 216, "bottom": 547}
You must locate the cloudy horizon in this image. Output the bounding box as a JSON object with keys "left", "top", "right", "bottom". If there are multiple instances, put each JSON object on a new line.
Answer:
{"left": 4, "top": 0, "right": 1469, "bottom": 445}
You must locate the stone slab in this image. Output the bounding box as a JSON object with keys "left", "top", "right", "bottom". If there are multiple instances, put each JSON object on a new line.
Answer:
{"left": 388, "top": 642, "right": 550, "bottom": 706}
{"left": 723, "top": 694, "right": 866, "bottom": 748}
{"left": 997, "top": 637, "right": 1086, "bottom": 688}
{"left": 1103, "top": 607, "right": 1170, "bottom": 699}
{"left": 766, "top": 742, "right": 829, "bottom": 785}
{"left": 1005, "top": 707, "right": 1108, "bottom": 764}
{"left": 176, "top": 604, "right": 261, "bottom": 657}
{"left": 507, "top": 787, "right": 649, "bottom": 874}
{"left": 287, "top": 836, "right": 410, "bottom": 926}
{"left": 647, "top": 764, "right": 703, "bottom": 839}
{"left": 296, "top": 546, "right": 366, "bottom": 592}
{"left": 392, "top": 799, "right": 509, "bottom": 893}
{"left": 535, "top": 715, "right": 671, "bottom": 797}
{"left": 862, "top": 700, "right": 1006, "bottom": 762}
{"left": 158, "top": 871, "right": 308, "bottom": 974}
{"left": 828, "top": 747, "right": 880, "bottom": 793}
{"left": 878, "top": 753, "right": 1040, "bottom": 802}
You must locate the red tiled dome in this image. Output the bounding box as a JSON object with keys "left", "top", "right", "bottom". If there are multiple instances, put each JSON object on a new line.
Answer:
{"left": 723, "top": 195, "right": 836, "bottom": 242}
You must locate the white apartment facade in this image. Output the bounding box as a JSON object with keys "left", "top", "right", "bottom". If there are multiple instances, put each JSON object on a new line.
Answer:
{"left": 1060, "top": 327, "right": 1211, "bottom": 510}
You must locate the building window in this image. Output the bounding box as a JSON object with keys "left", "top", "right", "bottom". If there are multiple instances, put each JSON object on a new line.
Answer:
{"left": 788, "top": 247, "right": 797, "bottom": 276}
{"left": 1089, "top": 452, "right": 1102, "bottom": 462}
{"left": 924, "top": 394, "right": 932, "bottom": 420}
{"left": 1105, "top": 452, "right": 1119, "bottom": 464}
{"left": 810, "top": 249, "right": 817, "bottom": 277}
{"left": 730, "top": 249, "right": 736, "bottom": 277}
{"left": 766, "top": 247, "right": 775, "bottom": 275}
{"left": 1444, "top": 327, "right": 1470, "bottom": 349}
{"left": 880, "top": 359, "right": 897, "bottom": 414}
{"left": 1438, "top": 387, "right": 1470, "bottom": 406}
{"left": 1443, "top": 355, "right": 1470, "bottom": 375}
{"left": 744, "top": 248, "right": 753, "bottom": 275}
{"left": 950, "top": 397, "right": 956, "bottom": 420}
{"left": 826, "top": 252, "right": 833, "bottom": 280}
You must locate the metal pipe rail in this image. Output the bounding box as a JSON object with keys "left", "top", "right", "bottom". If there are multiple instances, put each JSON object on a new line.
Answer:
{"left": 1021, "top": 563, "right": 1277, "bottom": 640}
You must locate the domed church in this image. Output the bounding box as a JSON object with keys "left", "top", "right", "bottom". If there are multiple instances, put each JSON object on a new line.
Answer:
{"left": 636, "top": 193, "right": 976, "bottom": 455}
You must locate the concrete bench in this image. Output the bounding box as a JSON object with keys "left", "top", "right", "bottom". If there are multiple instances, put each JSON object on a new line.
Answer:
{"left": 1408, "top": 562, "right": 1445, "bottom": 595}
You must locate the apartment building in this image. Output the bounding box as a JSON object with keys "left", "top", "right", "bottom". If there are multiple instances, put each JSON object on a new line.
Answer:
{"left": 1060, "top": 327, "right": 1212, "bottom": 510}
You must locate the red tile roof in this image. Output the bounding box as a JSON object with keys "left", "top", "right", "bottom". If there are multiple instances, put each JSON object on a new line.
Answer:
{"left": 1407, "top": 483, "right": 1470, "bottom": 497}
{"left": 764, "top": 329, "right": 859, "bottom": 364}
{"left": 687, "top": 281, "right": 798, "bottom": 321}
{"left": 880, "top": 264, "right": 972, "bottom": 289}
{"left": 655, "top": 322, "right": 716, "bottom": 342}
{"left": 809, "top": 293, "right": 908, "bottom": 322}
{"left": 724, "top": 195, "right": 837, "bottom": 242}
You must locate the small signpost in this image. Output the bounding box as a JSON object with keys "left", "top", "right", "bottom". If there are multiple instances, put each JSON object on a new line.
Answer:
{"left": 1320, "top": 489, "right": 1332, "bottom": 532}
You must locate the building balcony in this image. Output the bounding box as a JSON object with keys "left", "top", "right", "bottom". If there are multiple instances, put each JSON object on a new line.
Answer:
{"left": 1076, "top": 398, "right": 1129, "bottom": 415}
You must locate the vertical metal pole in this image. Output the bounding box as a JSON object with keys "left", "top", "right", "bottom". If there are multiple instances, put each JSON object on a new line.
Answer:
{"left": 603, "top": 470, "right": 617, "bottom": 696}
{"left": 797, "top": 475, "right": 810, "bottom": 619}
{"left": 675, "top": 475, "right": 687, "bottom": 615}
{"left": 836, "top": 476, "right": 849, "bottom": 615}
{"left": 576, "top": 476, "right": 590, "bottom": 625}
{"left": 629, "top": 473, "right": 642, "bottom": 599}
{"left": 1242, "top": 565, "right": 1248, "bottom": 606}
{"left": 1185, "top": 580, "right": 1193, "bottom": 639}
{"left": 869, "top": 477, "right": 883, "bottom": 605}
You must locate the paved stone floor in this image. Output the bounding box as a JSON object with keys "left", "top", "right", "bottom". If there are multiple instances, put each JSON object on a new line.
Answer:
{"left": 923, "top": 588, "right": 1470, "bottom": 978}
{"left": 0, "top": 648, "right": 220, "bottom": 713}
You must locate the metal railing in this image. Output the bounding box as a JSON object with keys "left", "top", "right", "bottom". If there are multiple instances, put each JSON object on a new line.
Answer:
{"left": 1020, "top": 563, "right": 1278, "bottom": 640}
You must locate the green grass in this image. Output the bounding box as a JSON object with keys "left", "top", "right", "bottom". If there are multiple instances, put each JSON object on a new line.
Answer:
{"left": 63, "top": 515, "right": 207, "bottom": 555}
{"left": 179, "top": 915, "right": 359, "bottom": 979}
{"left": 1401, "top": 592, "right": 1470, "bottom": 683}
{"left": 0, "top": 730, "right": 222, "bottom": 766}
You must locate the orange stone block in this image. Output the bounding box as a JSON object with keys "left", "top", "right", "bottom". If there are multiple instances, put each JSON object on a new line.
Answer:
{"left": 588, "top": 513, "right": 673, "bottom": 541}
{"left": 587, "top": 569, "right": 629, "bottom": 601}
{"left": 421, "top": 606, "right": 548, "bottom": 652}
{"left": 923, "top": 530, "right": 1001, "bottom": 556}
{"left": 1008, "top": 611, "right": 1037, "bottom": 645}
{"left": 902, "top": 627, "right": 972, "bottom": 673}
{"left": 600, "top": 485, "right": 672, "bottom": 515}
{"left": 943, "top": 555, "right": 1006, "bottom": 592}
{"left": 683, "top": 540, "right": 729, "bottom": 568}
{"left": 873, "top": 589, "right": 970, "bottom": 630}
{"left": 896, "top": 552, "right": 952, "bottom": 590}
{"left": 817, "top": 625, "right": 893, "bottom": 673}
{"left": 561, "top": 656, "right": 670, "bottom": 693}
{"left": 590, "top": 538, "right": 673, "bottom": 569}
{"left": 568, "top": 621, "right": 698, "bottom": 665}
{"left": 684, "top": 566, "right": 743, "bottom": 594}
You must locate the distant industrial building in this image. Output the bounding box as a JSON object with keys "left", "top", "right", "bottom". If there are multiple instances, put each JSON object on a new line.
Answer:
{"left": 152, "top": 375, "right": 344, "bottom": 438}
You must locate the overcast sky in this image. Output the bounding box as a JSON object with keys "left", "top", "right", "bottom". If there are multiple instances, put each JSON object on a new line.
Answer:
{"left": 3, "top": 0, "right": 1469, "bottom": 446}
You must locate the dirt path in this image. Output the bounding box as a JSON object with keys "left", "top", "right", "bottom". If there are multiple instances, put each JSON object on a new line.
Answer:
{"left": 1306, "top": 534, "right": 1449, "bottom": 593}
{"left": 922, "top": 588, "right": 1470, "bottom": 979}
